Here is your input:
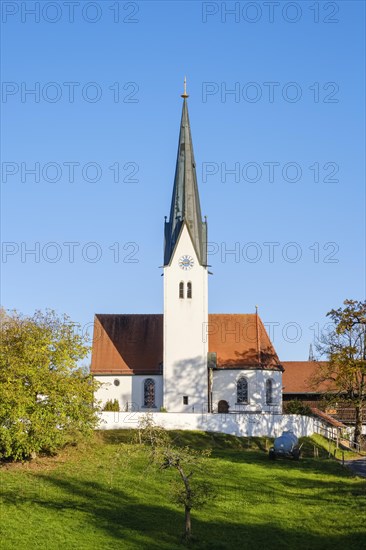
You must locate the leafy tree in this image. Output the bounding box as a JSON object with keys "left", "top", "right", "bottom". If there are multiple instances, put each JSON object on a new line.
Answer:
{"left": 137, "top": 414, "right": 215, "bottom": 540}
{"left": 315, "top": 299, "right": 366, "bottom": 447}
{"left": 0, "top": 309, "right": 100, "bottom": 461}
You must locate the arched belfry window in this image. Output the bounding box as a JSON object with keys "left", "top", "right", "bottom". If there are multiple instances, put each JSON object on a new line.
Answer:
{"left": 179, "top": 282, "right": 184, "bottom": 299}
{"left": 237, "top": 377, "right": 248, "bottom": 404}
{"left": 266, "top": 379, "right": 273, "bottom": 405}
{"left": 144, "top": 378, "right": 155, "bottom": 408}
{"left": 187, "top": 282, "right": 192, "bottom": 299}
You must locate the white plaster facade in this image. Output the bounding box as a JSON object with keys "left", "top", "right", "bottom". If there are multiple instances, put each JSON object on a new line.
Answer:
{"left": 163, "top": 224, "right": 208, "bottom": 412}
{"left": 94, "top": 369, "right": 283, "bottom": 414}
{"left": 212, "top": 369, "right": 282, "bottom": 414}
{"left": 94, "top": 375, "right": 163, "bottom": 411}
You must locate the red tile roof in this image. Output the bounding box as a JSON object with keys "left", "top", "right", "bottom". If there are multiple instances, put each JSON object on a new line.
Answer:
{"left": 91, "top": 313, "right": 282, "bottom": 375}
{"left": 282, "top": 361, "right": 334, "bottom": 394}
{"left": 208, "top": 314, "right": 281, "bottom": 370}
{"left": 311, "top": 408, "right": 347, "bottom": 428}
{"left": 91, "top": 314, "right": 163, "bottom": 375}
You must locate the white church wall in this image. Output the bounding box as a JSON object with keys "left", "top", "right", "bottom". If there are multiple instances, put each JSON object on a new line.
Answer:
{"left": 98, "top": 411, "right": 315, "bottom": 438}
{"left": 212, "top": 370, "right": 282, "bottom": 413}
{"left": 94, "top": 375, "right": 163, "bottom": 411}
{"left": 163, "top": 224, "right": 208, "bottom": 412}
{"left": 95, "top": 370, "right": 283, "bottom": 414}
{"left": 94, "top": 376, "right": 132, "bottom": 410}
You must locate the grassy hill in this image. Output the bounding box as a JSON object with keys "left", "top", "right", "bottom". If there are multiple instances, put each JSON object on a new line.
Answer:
{"left": 1, "top": 430, "right": 365, "bottom": 549}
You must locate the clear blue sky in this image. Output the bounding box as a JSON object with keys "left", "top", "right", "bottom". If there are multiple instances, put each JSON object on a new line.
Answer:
{"left": 1, "top": 1, "right": 365, "bottom": 362}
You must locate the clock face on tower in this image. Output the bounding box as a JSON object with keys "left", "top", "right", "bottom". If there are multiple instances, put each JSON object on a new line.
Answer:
{"left": 178, "top": 255, "right": 194, "bottom": 270}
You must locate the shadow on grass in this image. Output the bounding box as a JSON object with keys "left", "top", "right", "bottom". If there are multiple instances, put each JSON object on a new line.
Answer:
{"left": 97, "top": 430, "right": 364, "bottom": 482}
{"left": 1, "top": 470, "right": 365, "bottom": 550}
{"left": 98, "top": 430, "right": 271, "bottom": 456}
{"left": 1, "top": 474, "right": 182, "bottom": 550}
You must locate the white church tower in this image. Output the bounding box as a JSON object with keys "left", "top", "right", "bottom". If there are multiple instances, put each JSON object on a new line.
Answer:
{"left": 163, "top": 82, "right": 209, "bottom": 412}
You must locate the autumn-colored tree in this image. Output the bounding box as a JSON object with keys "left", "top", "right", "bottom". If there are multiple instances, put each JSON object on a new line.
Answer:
{"left": 137, "top": 414, "right": 215, "bottom": 540}
{"left": 315, "top": 299, "right": 366, "bottom": 447}
{"left": 0, "top": 309, "right": 100, "bottom": 460}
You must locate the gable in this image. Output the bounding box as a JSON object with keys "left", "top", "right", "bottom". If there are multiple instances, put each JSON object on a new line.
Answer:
{"left": 167, "top": 222, "right": 200, "bottom": 268}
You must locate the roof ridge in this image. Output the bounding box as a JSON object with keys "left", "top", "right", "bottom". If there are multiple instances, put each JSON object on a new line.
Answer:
{"left": 95, "top": 313, "right": 163, "bottom": 316}
{"left": 208, "top": 313, "right": 256, "bottom": 316}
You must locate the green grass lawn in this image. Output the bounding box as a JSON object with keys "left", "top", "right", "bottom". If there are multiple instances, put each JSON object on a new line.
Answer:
{"left": 1, "top": 431, "right": 365, "bottom": 550}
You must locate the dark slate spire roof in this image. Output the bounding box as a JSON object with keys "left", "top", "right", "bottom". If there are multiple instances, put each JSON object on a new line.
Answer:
{"left": 164, "top": 96, "right": 207, "bottom": 266}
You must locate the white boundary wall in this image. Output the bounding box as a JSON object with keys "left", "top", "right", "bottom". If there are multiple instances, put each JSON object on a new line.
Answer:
{"left": 98, "top": 412, "right": 315, "bottom": 438}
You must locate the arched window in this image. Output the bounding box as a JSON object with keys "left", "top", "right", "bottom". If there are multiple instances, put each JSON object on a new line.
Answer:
{"left": 179, "top": 282, "right": 184, "bottom": 299}
{"left": 266, "top": 379, "right": 273, "bottom": 405}
{"left": 237, "top": 377, "right": 248, "bottom": 404}
{"left": 144, "top": 378, "right": 155, "bottom": 408}
{"left": 187, "top": 282, "right": 192, "bottom": 299}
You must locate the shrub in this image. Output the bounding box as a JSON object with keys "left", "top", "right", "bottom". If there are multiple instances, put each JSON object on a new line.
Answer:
{"left": 103, "top": 399, "right": 120, "bottom": 412}
{"left": 284, "top": 400, "right": 312, "bottom": 416}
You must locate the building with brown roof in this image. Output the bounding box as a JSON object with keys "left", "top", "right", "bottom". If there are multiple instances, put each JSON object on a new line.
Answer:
{"left": 282, "top": 361, "right": 366, "bottom": 431}
{"left": 282, "top": 361, "right": 333, "bottom": 408}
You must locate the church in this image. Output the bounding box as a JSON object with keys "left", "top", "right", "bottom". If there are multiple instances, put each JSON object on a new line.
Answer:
{"left": 91, "top": 84, "right": 284, "bottom": 415}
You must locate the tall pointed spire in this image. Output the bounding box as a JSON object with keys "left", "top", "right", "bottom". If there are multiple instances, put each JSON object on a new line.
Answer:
{"left": 308, "top": 343, "right": 315, "bottom": 361}
{"left": 164, "top": 82, "right": 207, "bottom": 266}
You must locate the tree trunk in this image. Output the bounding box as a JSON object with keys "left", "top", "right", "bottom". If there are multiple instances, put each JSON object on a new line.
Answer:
{"left": 184, "top": 505, "right": 192, "bottom": 539}
{"left": 176, "top": 463, "right": 193, "bottom": 538}
{"left": 354, "top": 404, "right": 363, "bottom": 448}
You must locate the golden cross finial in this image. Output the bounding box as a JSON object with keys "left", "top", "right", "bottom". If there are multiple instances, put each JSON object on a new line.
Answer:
{"left": 181, "top": 76, "right": 189, "bottom": 98}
